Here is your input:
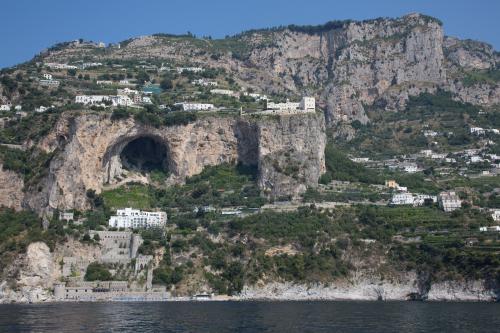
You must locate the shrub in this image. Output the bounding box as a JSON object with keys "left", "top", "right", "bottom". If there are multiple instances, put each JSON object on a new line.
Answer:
{"left": 84, "top": 262, "right": 112, "bottom": 281}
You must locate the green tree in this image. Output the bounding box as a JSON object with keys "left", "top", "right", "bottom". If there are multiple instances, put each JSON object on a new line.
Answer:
{"left": 160, "top": 78, "right": 173, "bottom": 90}
{"left": 84, "top": 262, "right": 112, "bottom": 281}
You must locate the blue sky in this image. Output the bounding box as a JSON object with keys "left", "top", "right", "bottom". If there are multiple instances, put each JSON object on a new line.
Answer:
{"left": 1, "top": 0, "right": 499, "bottom": 68}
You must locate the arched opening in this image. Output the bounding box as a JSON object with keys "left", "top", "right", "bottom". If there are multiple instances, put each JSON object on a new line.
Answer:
{"left": 119, "top": 137, "right": 169, "bottom": 173}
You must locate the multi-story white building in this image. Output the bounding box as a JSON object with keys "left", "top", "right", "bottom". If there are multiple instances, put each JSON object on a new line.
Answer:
{"left": 491, "top": 210, "right": 500, "bottom": 222}
{"left": 111, "top": 95, "right": 133, "bottom": 107}
{"left": 266, "top": 99, "right": 300, "bottom": 110}
{"left": 390, "top": 193, "right": 415, "bottom": 206}
{"left": 438, "top": 191, "right": 462, "bottom": 212}
{"left": 299, "top": 96, "right": 315, "bottom": 110}
{"left": 75, "top": 95, "right": 109, "bottom": 105}
{"left": 43, "top": 73, "right": 53, "bottom": 80}
{"left": 414, "top": 194, "right": 437, "bottom": 206}
{"left": 75, "top": 95, "right": 133, "bottom": 107}
{"left": 266, "top": 97, "right": 315, "bottom": 111}
{"left": 0, "top": 104, "right": 11, "bottom": 111}
{"left": 108, "top": 208, "right": 167, "bottom": 229}
{"left": 470, "top": 127, "right": 486, "bottom": 135}
{"left": 175, "top": 102, "right": 214, "bottom": 111}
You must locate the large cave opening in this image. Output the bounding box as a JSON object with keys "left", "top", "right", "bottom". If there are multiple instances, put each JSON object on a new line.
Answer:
{"left": 120, "top": 137, "right": 169, "bottom": 173}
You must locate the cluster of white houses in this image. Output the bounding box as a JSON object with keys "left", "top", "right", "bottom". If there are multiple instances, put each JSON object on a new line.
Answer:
{"left": 390, "top": 192, "right": 438, "bottom": 207}
{"left": 174, "top": 102, "right": 215, "bottom": 111}
{"left": 108, "top": 208, "right": 167, "bottom": 229}
{"left": 75, "top": 95, "right": 134, "bottom": 107}
{"left": 470, "top": 127, "right": 500, "bottom": 136}
{"left": 388, "top": 179, "right": 462, "bottom": 212}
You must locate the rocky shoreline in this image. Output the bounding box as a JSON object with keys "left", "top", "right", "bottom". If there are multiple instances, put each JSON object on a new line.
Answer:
{"left": 1, "top": 280, "right": 497, "bottom": 304}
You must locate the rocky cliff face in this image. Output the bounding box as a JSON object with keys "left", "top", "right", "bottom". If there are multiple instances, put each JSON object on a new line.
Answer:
{"left": 40, "top": 13, "right": 499, "bottom": 125}
{"left": 24, "top": 112, "right": 325, "bottom": 213}
{"left": 258, "top": 113, "right": 326, "bottom": 199}
{"left": 0, "top": 164, "right": 24, "bottom": 210}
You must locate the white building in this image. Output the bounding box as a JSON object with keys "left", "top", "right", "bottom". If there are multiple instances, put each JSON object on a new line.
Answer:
{"left": 75, "top": 95, "right": 133, "bottom": 107}
{"left": 299, "top": 97, "right": 315, "bottom": 110}
{"left": 142, "top": 96, "right": 153, "bottom": 104}
{"left": 420, "top": 150, "right": 433, "bottom": 157}
{"left": 244, "top": 92, "right": 268, "bottom": 101}
{"left": 267, "top": 99, "right": 299, "bottom": 110}
{"left": 117, "top": 88, "right": 139, "bottom": 96}
{"left": 75, "top": 95, "right": 110, "bottom": 105}
{"left": 423, "top": 130, "right": 438, "bottom": 137}
{"left": 479, "top": 226, "right": 500, "bottom": 232}
{"left": 176, "top": 67, "right": 203, "bottom": 74}
{"left": 402, "top": 163, "right": 419, "bottom": 173}
{"left": 431, "top": 153, "right": 447, "bottom": 160}
{"left": 35, "top": 105, "right": 53, "bottom": 113}
{"left": 43, "top": 73, "right": 53, "bottom": 80}
{"left": 192, "top": 79, "right": 217, "bottom": 86}
{"left": 266, "top": 97, "right": 315, "bottom": 112}
{"left": 108, "top": 208, "right": 167, "bottom": 229}
{"left": 175, "top": 102, "right": 214, "bottom": 111}
{"left": 470, "top": 127, "right": 486, "bottom": 135}
{"left": 81, "top": 62, "right": 102, "bottom": 69}
{"left": 350, "top": 157, "right": 370, "bottom": 163}
{"left": 40, "top": 79, "right": 60, "bottom": 86}
{"left": 59, "top": 211, "right": 74, "bottom": 222}
{"left": 119, "top": 80, "right": 134, "bottom": 86}
{"left": 414, "top": 194, "right": 437, "bottom": 206}
{"left": 491, "top": 210, "right": 500, "bottom": 222}
{"left": 470, "top": 156, "right": 484, "bottom": 163}
{"left": 210, "top": 89, "right": 235, "bottom": 96}
{"left": 96, "top": 80, "right": 113, "bottom": 85}
{"left": 44, "top": 63, "right": 78, "bottom": 70}
{"left": 0, "top": 105, "right": 11, "bottom": 111}
{"left": 438, "top": 191, "right": 462, "bottom": 212}
{"left": 390, "top": 193, "right": 415, "bottom": 205}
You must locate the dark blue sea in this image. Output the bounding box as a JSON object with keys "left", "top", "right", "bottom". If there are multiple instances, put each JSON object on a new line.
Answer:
{"left": 0, "top": 301, "right": 499, "bottom": 332}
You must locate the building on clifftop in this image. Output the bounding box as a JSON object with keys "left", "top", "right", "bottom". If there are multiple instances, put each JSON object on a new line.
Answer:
{"left": 108, "top": 208, "right": 167, "bottom": 229}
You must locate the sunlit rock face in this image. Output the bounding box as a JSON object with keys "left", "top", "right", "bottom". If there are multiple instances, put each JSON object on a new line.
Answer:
{"left": 24, "top": 112, "right": 325, "bottom": 213}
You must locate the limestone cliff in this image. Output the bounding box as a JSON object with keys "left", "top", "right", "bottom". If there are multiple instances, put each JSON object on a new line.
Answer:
{"left": 257, "top": 113, "right": 326, "bottom": 199}
{"left": 0, "top": 164, "right": 24, "bottom": 210}
{"left": 24, "top": 111, "right": 325, "bottom": 212}
{"left": 37, "top": 13, "right": 499, "bottom": 128}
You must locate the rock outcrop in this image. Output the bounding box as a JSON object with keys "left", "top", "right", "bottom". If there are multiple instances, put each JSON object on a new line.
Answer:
{"left": 24, "top": 112, "right": 325, "bottom": 212}
{"left": 258, "top": 113, "right": 326, "bottom": 199}
{"left": 0, "top": 164, "right": 24, "bottom": 210}
{"left": 239, "top": 278, "right": 497, "bottom": 301}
